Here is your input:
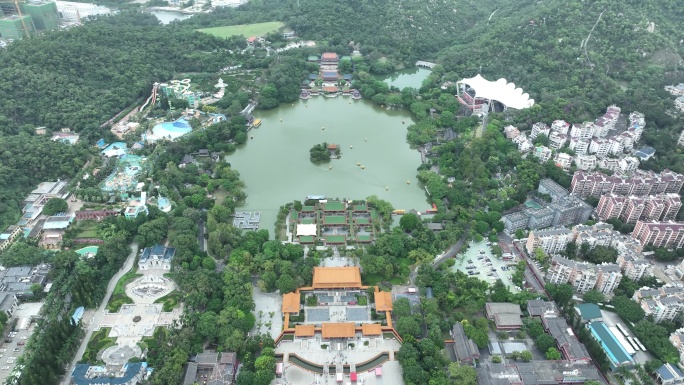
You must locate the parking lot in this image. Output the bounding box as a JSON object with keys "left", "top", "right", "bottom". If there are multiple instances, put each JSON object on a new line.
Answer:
{"left": 0, "top": 302, "right": 43, "bottom": 384}
{"left": 451, "top": 241, "right": 520, "bottom": 292}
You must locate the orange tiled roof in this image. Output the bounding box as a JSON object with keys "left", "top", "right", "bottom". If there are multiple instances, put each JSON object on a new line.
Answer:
{"left": 321, "top": 323, "right": 356, "bottom": 339}
{"left": 375, "top": 291, "right": 393, "bottom": 312}
{"left": 282, "top": 292, "right": 300, "bottom": 313}
{"left": 295, "top": 324, "right": 315, "bottom": 337}
{"left": 361, "top": 323, "right": 382, "bottom": 336}
{"left": 312, "top": 267, "right": 362, "bottom": 289}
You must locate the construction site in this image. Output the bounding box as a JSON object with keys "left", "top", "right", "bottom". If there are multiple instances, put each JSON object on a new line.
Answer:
{"left": 0, "top": 0, "right": 58, "bottom": 40}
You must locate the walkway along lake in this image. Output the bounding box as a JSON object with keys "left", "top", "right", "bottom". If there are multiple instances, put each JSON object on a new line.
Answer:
{"left": 228, "top": 97, "right": 429, "bottom": 236}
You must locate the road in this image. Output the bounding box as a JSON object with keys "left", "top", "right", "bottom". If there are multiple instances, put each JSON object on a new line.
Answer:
{"left": 511, "top": 240, "right": 548, "bottom": 295}
{"left": 409, "top": 237, "right": 467, "bottom": 284}
{"left": 61, "top": 242, "right": 138, "bottom": 385}
{"left": 197, "top": 219, "right": 206, "bottom": 252}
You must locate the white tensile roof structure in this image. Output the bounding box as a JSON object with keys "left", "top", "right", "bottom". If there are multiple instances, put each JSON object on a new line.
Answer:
{"left": 296, "top": 223, "right": 317, "bottom": 236}
{"left": 458, "top": 74, "right": 535, "bottom": 110}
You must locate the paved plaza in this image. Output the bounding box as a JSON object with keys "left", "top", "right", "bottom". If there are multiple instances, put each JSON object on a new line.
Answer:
{"left": 252, "top": 285, "right": 284, "bottom": 337}
{"left": 275, "top": 338, "right": 403, "bottom": 385}
{"left": 95, "top": 268, "right": 183, "bottom": 353}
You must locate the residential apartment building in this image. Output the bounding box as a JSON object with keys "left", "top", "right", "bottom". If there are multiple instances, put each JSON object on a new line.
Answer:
{"left": 501, "top": 192, "right": 592, "bottom": 235}
{"left": 573, "top": 222, "right": 619, "bottom": 249}
{"left": 574, "top": 154, "right": 597, "bottom": 171}
{"left": 665, "top": 84, "right": 684, "bottom": 96}
{"left": 570, "top": 122, "right": 595, "bottom": 140}
{"left": 678, "top": 130, "right": 684, "bottom": 147}
{"left": 589, "top": 138, "right": 611, "bottom": 158}
{"left": 547, "top": 256, "right": 598, "bottom": 294}
{"left": 537, "top": 178, "right": 568, "bottom": 202}
{"left": 569, "top": 137, "right": 590, "bottom": 155}
{"left": 549, "top": 131, "right": 568, "bottom": 150}
{"left": 633, "top": 285, "right": 684, "bottom": 323}
{"left": 551, "top": 119, "right": 570, "bottom": 135}
{"left": 669, "top": 328, "right": 684, "bottom": 366}
{"left": 512, "top": 134, "right": 533, "bottom": 153}
{"left": 549, "top": 195, "right": 593, "bottom": 228}
{"left": 597, "top": 157, "right": 639, "bottom": 175}
{"left": 632, "top": 221, "right": 684, "bottom": 248}
{"left": 676, "top": 96, "right": 684, "bottom": 112}
{"left": 596, "top": 195, "right": 626, "bottom": 222}
{"left": 554, "top": 153, "right": 573, "bottom": 171}
{"left": 547, "top": 256, "right": 622, "bottom": 294}
{"left": 616, "top": 254, "right": 652, "bottom": 281}
{"left": 530, "top": 122, "right": 550, "bottom": 140}
{"left": 532, "top": 146, "right": 552, "bottom": 163}
{"left": 526, "top": 228, "right": 573, "bottom": 254}
{"left": 547, "top": 255, "right": 580, "bottom": 286}
{"left": 629, "top": 111, "right": 646, "bottom": 130}
{"left": 504, "top": 125, "right": 520, "bottom": 139}
{"left": 570, "top": 264, "right": 599, "bottom": 294}
{"left": 642, "top": 296, "right": 684, "bottom": 323}
{"left": 594, "top": 264, "right": 623, "bottom": 295}
{"left": 570, "top": 170, "right": 684, "bottom": 198}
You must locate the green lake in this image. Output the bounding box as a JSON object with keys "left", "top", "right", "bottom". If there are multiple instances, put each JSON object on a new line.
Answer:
{"left": 377, "top": 67, "right": 432, "bottom": 90}
{"left": 227, "top": 97, "right": 430, "bottom": 236}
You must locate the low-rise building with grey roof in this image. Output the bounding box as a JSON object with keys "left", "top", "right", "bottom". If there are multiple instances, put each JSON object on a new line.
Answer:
{"left": 486, "top": 303, "right": 523, "bottom": 330}
{"left": 538, "top": 178, "right": 569, "bottom": 203}
{"left": 527, "top": 300, "right": 559, "bottom": 318}
{"left": 450, "top": 322, "right": 479, "bottom": 364}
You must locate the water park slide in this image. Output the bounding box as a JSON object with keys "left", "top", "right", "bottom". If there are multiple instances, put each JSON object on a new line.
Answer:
{"left": 140, "top": 84, "right": 158, "bottom": 112}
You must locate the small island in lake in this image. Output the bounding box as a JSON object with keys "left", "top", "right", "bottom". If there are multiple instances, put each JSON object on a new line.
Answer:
{"left": 309, "top": 142, "right": 340, "bottom": 162}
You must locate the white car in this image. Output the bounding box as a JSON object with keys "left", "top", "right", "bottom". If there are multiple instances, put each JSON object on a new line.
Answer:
{"left": 0, "top": 349, "right": 5, "bottom": 352}
{"left": 19, "top": 336, "right": 27, "bottom": 340}
{"left": 1, "top": 366, "right": 8, "bottom": 370}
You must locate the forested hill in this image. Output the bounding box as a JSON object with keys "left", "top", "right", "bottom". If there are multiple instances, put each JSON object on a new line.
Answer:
{"left": 194, "top": 0, "right": 683, "bottom": 119}
{"left": 187, "top": 0, "right": 493, "bottom": 70}
{"left": 0, "top": 12, "right": 239, "bottom": 137}
{"left": 439, "top": 0, "right": 684, "bottom": 120}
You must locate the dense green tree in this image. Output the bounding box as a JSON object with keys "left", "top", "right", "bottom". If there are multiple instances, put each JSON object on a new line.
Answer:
{"left": 448, "top": 362, "right": 477, "bottom": 385}
{"left": 535, "top": 333, "right": 556, "bottom": 354}
{"left": 396, "top": 316, "right": 422, "bottom": 339}
{"left": 42, "top": 198, "right": 68, "bottom": 216}
{"left": 309, "top": 142, "right": 331, "bottom": 162}
{"left": 400, "top": 213, "right": 421, "bottom": 232}
{"left": 545, "top": 347, "right": 562, "bottom": 360}
{"left": 612, "top": 296, "right": 645, "bottom": 324}
{"left": 582, "top": 289, "right": 604, "bottom": 304}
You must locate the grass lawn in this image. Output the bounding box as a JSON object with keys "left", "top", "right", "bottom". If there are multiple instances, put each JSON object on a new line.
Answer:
{"left": 197, "top": 21, "right": 284, "bottom": 39}
{"left": 363, "top": 274, "right": 406, "bottom": 287}
{"left": 81, "top": 328, "right": 116, "bottom": 364}
{"left": 106, "top": 268, "right": 142, "bottom": 312}
{"left": 153, "top": 290, "right": 182, "bottom": 312}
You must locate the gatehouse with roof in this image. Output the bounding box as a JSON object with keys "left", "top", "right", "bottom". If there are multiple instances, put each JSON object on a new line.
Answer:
{"left": 275, "top": 266, "right": 402, "bottom": 384}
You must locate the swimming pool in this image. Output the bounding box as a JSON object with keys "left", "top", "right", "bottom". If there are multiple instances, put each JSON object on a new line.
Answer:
{"left": 151, "top": 118, "right": 192, "bottom": 140}
{"left": 76, "top": 246, "right": 99, "bottom": 258}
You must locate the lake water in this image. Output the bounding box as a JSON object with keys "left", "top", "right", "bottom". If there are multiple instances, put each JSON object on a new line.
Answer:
{"left": 377, "top": 67, "right": 431, "bottom": 90}
{"left": 150, "top": 10, "right": 193, "bottom": 24}
{"left": 228, "top": 97, "right": 429, "bottom": 236}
